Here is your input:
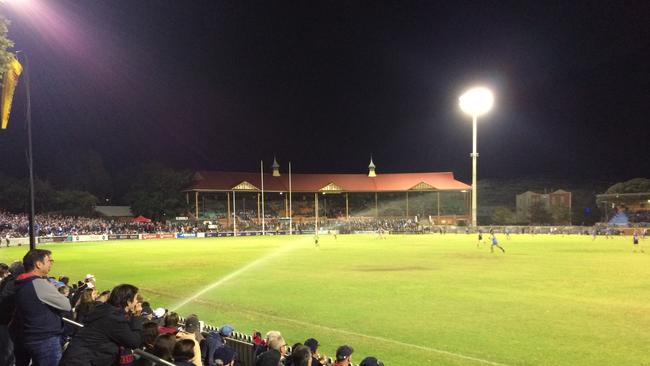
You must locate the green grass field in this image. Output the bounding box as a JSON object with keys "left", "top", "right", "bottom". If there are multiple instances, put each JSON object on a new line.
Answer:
{"left": 2, "top": 234, "right": 649, "bottom": 366}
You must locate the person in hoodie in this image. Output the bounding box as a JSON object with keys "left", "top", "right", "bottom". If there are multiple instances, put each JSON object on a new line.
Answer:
{"left": 12, "top": 249, "right": 72, "bottom": 366}
{"left": 201, "top": 324, "right": 234, "bottom": 366}
{"left": 59, "top": 283, "right": 143, "bottom": 366}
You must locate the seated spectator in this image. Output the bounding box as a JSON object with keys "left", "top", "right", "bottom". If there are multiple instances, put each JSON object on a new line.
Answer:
{"left": 137, "top": 333, "right": 175, "bottom": 366}
{"left": 12, "top": 249, "right": 71, "bottom": 366}
{"left": 334, "top": 345, "right": 354, "bottom": 366}
{"left": 288, "top": 345, "right": 311, "bottom": 366}
{"left": 59, "top": 284, "right": 143, "bottom": 366}
{"left": 96, "top": 290, "right": 111, "bottom": 303}
{"left": 256, "top": 334, "right": 286, "bottom": 366}
{"left": 359, "top": 356, "right": 384, "bottom": 366}
{"left": 58, "top": 285, "right": 71, "bottom": 297}
{"left": 0, "top": 263, "right": 8, "bottom": 281}
{"left": 173, "top": 339, "right": 197, "bottom": 366}
{"left": 159, "top": 311, "right": 180, "bottom": 334}
{"left": 213, "top": 345, "right": 236, "bottom": 366}
{"left": 141, "top": 321, "right": 160, "bottom": 353}
{"left": 176, "top": 315, "right": 203, "bottom": 366}
{"left": 74, "top": 288, "right": 98, "bottom": 323}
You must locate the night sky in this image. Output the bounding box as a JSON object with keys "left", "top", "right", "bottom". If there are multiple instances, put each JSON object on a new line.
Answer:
{"left": 0, "top": 0, "right": 648, "bottom": 186}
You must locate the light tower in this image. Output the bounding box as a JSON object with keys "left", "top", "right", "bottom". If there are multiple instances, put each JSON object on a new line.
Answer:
{"left": 459, "top": 87, "right": 494, "bottom": 227}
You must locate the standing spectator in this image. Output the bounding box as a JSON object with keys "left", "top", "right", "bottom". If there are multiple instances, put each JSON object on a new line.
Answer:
{"left": 12, "top": 249, "right": 71, "bottom": 366}
{"left": 0, "top": 261, "right": 24, "bottom": 366}
{"left": 202, "top": 324, "right": 233, "bottom": 366}
{"left": 288, "top": 345, "right": 312, "bottom": 366}
{"left": 333, "top": 345, "right": 354, "bottom": 366}
{"left": 359, "top": 356, "right": 384, "bottom": 366}
{"left": 176, "top": 315, "right": 202, "bottom": 366}
{"left": 304, "top": 338, "right": 323, "bottom": 366}
{"left": 59, "top": 284, "right": 143, "bottom": 366}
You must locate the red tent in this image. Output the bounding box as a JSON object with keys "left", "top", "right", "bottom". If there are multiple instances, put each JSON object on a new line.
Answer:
{"left": 132, "top": 215, "right": 152, "bottom": 223}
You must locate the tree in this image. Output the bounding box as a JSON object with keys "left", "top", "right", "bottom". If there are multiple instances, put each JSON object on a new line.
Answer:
{"left": 529, "top": 201, "right": 552, "bottom": 225}
{"left": 605, "top": 178, "right": 650, "bottom": 194}
{"left": 492, "top": 206, "right": 516, "bottom": 225}
{"left": 126, "top": 164, "right": 192, "bottom": 221}
{"left": 0, "top": 16, "right": 15, "bottom": 83}
{"left": 551, "top": 205, "right": 571, "bottom": 225}
{"left": 53, "top": 190, "right": 98, "bottom": 216}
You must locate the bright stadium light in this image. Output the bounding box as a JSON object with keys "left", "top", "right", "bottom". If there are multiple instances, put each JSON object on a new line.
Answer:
{"left": 459, "top": 87, "right": 494, "bottom": 117}
{"left": 459, "top": 86, "right": 494, "bottom": 227}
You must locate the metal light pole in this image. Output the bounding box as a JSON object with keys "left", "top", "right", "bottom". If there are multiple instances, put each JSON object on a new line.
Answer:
{"left": 459, "top": 86, "right": 494, "bottom": 227}
{"left": 471, "top": 114, "right": 478, "bottom": 228}
{"left": 16, "top": 52, "right": 36, "bottom": 249}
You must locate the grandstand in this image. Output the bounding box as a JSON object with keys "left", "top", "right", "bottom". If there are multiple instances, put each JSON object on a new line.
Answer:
{"left": 596, "top": 192, "right": 650, "bottom": 226}
{"left": 183, "top": 161, "right": 471, "bottom": 228}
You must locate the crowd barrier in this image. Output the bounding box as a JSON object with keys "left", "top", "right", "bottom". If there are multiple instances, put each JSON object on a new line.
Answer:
{"left": 0, "top": 226, "right": 643, "bottom": 248}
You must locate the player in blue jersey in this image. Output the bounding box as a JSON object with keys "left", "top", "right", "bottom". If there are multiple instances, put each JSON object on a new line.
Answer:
{"left": 490, "top": 231, "right": 505, "bottom": 253}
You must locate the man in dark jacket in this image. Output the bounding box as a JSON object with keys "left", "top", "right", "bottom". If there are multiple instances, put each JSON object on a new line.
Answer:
{"left": 256, "top": 335, "right": 286, "bottom": 366}
{"left": 12, "top": 249, "right": 71, "bottom": 366}
{"left": 0, "top": 261, "right": 24, "bottom": 366}
{"left": 59, "top": 284, "right": 143, "bottom": 366}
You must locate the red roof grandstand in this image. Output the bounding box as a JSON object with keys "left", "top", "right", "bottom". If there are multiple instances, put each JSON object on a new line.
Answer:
{"left": 186, "top": 171, "right": 470, "bottom": 192}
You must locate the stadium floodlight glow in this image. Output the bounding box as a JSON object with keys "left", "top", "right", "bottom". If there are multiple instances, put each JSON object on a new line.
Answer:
{"left": 459, "top": 87, "right": 494, "bottom": 117}
{"left": 459, "top": 86, "right": 494, "bottom": 227}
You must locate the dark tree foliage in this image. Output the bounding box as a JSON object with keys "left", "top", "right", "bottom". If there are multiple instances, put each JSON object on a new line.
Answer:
{"left": 126, "top": 164, "right": 191, "bottom": 220}
{"left": 529, "top": 201, "right": 552, "bottom": 225}
{"left": 605, "top": 178, "right": 650, "bottom": 194}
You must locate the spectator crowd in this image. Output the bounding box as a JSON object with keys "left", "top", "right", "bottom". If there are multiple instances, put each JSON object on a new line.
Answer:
{"left": 0, "top": 249, "right": 385, "bottom": 366}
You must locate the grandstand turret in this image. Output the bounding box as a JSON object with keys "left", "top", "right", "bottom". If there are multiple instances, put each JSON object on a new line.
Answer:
{"left": 272, "top": 156, "right": 281, "bottom": 177}
{"left": 368, "top": 157, "right": 376, "bottom": 177}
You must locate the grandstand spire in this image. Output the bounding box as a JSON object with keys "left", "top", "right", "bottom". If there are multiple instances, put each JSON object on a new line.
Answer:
{"left": 368, "top": 156, "right": 376, "bottom": 177}
{"left": 272, "top": 156, "right": 281, "bottom": 177}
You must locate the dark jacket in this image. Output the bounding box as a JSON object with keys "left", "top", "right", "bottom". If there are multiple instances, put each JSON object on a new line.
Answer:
{"left": 59, "top": 302, "right": 143, "bottom": 366}
{"left": 11, "top": 273, "right": 71, "bottom": 341}
{"left": 201, "top": 331, "right": 225, "bottom": 366}
{"left": 256, "top": 348, "right": 282, "bottom": 366}
{"left": 0, "top": 274, "right": 18, "bottom": 325}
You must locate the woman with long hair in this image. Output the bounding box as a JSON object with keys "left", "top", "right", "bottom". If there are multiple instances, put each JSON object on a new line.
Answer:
{"left": 59, "top": 284, "right": 143, "bottom": 366}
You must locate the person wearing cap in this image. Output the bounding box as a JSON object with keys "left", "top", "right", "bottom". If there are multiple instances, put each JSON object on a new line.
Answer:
{"left": 359, "top": 356, "right": 384, "bottom": 366}
{"left": 333, "top": 345, "right": 354, "bottom": 366}
{"left": 303, "top": 338, "right": 323, "bottom": 366}
{"left": 176, "top": 315, "right": 202, "bottom": 366}
{"left": 202, "top": 324, "right": 235, "bottom": 366}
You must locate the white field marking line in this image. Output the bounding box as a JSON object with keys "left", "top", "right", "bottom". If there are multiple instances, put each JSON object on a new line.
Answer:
{"left": 170, "top": 240, "right": 301, "bottom": 311}
{"left": 141, "top": 287, "right": 511, "bottom": 366}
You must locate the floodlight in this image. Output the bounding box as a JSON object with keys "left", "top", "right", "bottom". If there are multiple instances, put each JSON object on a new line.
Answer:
{"left": 459, "top": 87, "right": 494, "bottom": 117}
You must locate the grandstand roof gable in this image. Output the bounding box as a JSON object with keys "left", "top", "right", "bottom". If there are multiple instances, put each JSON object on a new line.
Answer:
{"left": 186, "top": 171, "right": 470, "bottom": 192}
